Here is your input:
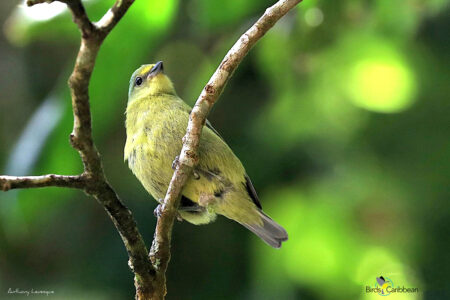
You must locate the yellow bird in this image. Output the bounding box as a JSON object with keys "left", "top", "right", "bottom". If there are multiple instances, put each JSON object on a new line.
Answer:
{"left": 124, "top": 61, "right": 288, "bottom": 248}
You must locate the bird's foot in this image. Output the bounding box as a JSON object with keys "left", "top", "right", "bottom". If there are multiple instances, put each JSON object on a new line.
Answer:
{"left": 176, "top": 213, "right": 183, "bottom": 222}
{"left": 172, "top": 155, "right": 180, "bottom": 170}
{"left": 154, "top": 201, "right": 165, "bottom": 218}
{"left": 154, "top": 199, "right": 183, "bottom": 222}
{"left": 193, "top": 170, "right": 200, "bottom": 180}
{"left": 128, "top": 259, "right": 134, "bottom": 271}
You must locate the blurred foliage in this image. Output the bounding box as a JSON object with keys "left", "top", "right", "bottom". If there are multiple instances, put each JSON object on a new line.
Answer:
{"left": 0, "top": 0, "right": 449, "bottom": 299}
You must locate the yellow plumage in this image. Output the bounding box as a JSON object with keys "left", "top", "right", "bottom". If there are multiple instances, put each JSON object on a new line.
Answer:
{"left": 124, "top": 62, "right": 288, "bottom": 248}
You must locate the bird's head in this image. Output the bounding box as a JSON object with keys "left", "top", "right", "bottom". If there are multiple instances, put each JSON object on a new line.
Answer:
{"left": 128, "top": 61, "right": 176, "bottom": 101}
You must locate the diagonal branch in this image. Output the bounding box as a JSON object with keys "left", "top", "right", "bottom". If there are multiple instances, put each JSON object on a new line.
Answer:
{"left": 58, "top": 1, "right": 156, "bottom": 299}
{"left": 63, "top": 0, "right": 95, "bottom": 38}
{"left": 96, "top": 0, "right": 135, "bottom": 35}
{"left": 149, "top": 0, "right": 302, "bottom": 297}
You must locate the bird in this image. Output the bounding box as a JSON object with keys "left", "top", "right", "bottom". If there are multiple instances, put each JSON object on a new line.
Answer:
{"left": 124, "top": 61, "right": 288, "bottom": 248}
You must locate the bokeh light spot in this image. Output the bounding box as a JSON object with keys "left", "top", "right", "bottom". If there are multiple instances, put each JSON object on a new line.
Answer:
{"left": 142, "top": 0, "right": 178, "bottom": 28}
{"left": 346, "top": 56, "right": 416, "bottom": 113}
{"left": 305, "top": 7, "right": 324, "bottom": 27}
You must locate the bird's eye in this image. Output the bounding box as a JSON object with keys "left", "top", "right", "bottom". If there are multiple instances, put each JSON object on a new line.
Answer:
{"left": 135, "top": 77, "right": 143, "bottom": 86}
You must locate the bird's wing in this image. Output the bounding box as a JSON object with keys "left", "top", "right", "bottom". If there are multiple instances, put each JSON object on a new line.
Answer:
{"left": 182, "top": 100, "right": 262, "bottom": 209}
{"left": 184, "top": 103, "right": 224, "bottom": 141}
{"left": 205, "top": 119, "right": 225, "bottom": 141}
{"left": 244, "top": 175, "right": 262, "bottom": 209}
{"left": 203, "top": 118, "right": 262, "bottom": 209}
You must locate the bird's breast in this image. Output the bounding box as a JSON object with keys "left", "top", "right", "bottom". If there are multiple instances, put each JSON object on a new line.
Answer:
{"left": 125, "top": 114, "right": 186, "bottom": 199}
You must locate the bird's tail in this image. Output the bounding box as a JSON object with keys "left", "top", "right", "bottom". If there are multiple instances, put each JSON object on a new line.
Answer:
{"left": 242, "top": 210, "right": 288, "bottom": 248}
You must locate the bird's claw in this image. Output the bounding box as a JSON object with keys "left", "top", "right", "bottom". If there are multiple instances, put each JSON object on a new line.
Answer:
{"left": 128, "top": 259, "right": 134, "bottom": 271}
{"left": 154, "top": 199, "right": 183, "bottom": 222}
{"left": 172, "top": 155, "right": 180, "bottom": 170}
{"left": 154, "top": 201, "right": 164, "bottom": 218}
{"left": 176, "top": 213, "right": 183, "bottom": 222}
{"left": 193, "top": 171, "right": 200, "bottom": 180}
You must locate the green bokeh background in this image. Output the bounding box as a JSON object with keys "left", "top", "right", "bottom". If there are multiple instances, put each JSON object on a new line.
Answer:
{"left": 0, "top": 0, "right": 449, "bottom": 299}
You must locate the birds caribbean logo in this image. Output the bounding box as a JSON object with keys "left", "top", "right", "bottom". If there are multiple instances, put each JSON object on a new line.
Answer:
{"left": 376, "top": 276, "right": 393, "bottom": 296}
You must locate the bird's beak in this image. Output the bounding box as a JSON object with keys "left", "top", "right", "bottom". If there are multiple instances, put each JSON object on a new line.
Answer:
{"left": 148, "top": 61, "right": 164, "bottom": 78}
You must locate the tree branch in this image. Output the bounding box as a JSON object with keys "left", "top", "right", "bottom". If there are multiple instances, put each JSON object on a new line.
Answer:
{"left": 0, "top": 174, "right": 84, "bottom": 191}
{"left": 26, "top": 0, "right": 54, "bottom": 6}
{"left": 65, "top": 0, "right": 95, "bottom": 38}
{"left": 27, "top": 0, "right": 94, "bottom": 37}
{"left": 149, "top": 0, "right": 302, "bottom": 297}
{"left": 15, "top": 0, "right": 155, "bottom": 299}
{"left": 61, "top": 1, "right": 156, "bottom": 299}
{"left": 96, "top": 0, "right": 135, "bottom": 35}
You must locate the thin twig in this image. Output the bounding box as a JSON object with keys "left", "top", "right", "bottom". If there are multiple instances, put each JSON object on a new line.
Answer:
{"left": 149, "top": 0, "right": 302, "bottom": 297}
{"left": 96, "top": 0, "right": 136, "bottom": 35}
{"left": 26, "top": 0, "right": 54, "bottom": 6}
{"left": 0, "top": 174, "right": 84, "bottom": 191}
{"left": 26, "top": 0, "right": 93, "bottom": 37}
